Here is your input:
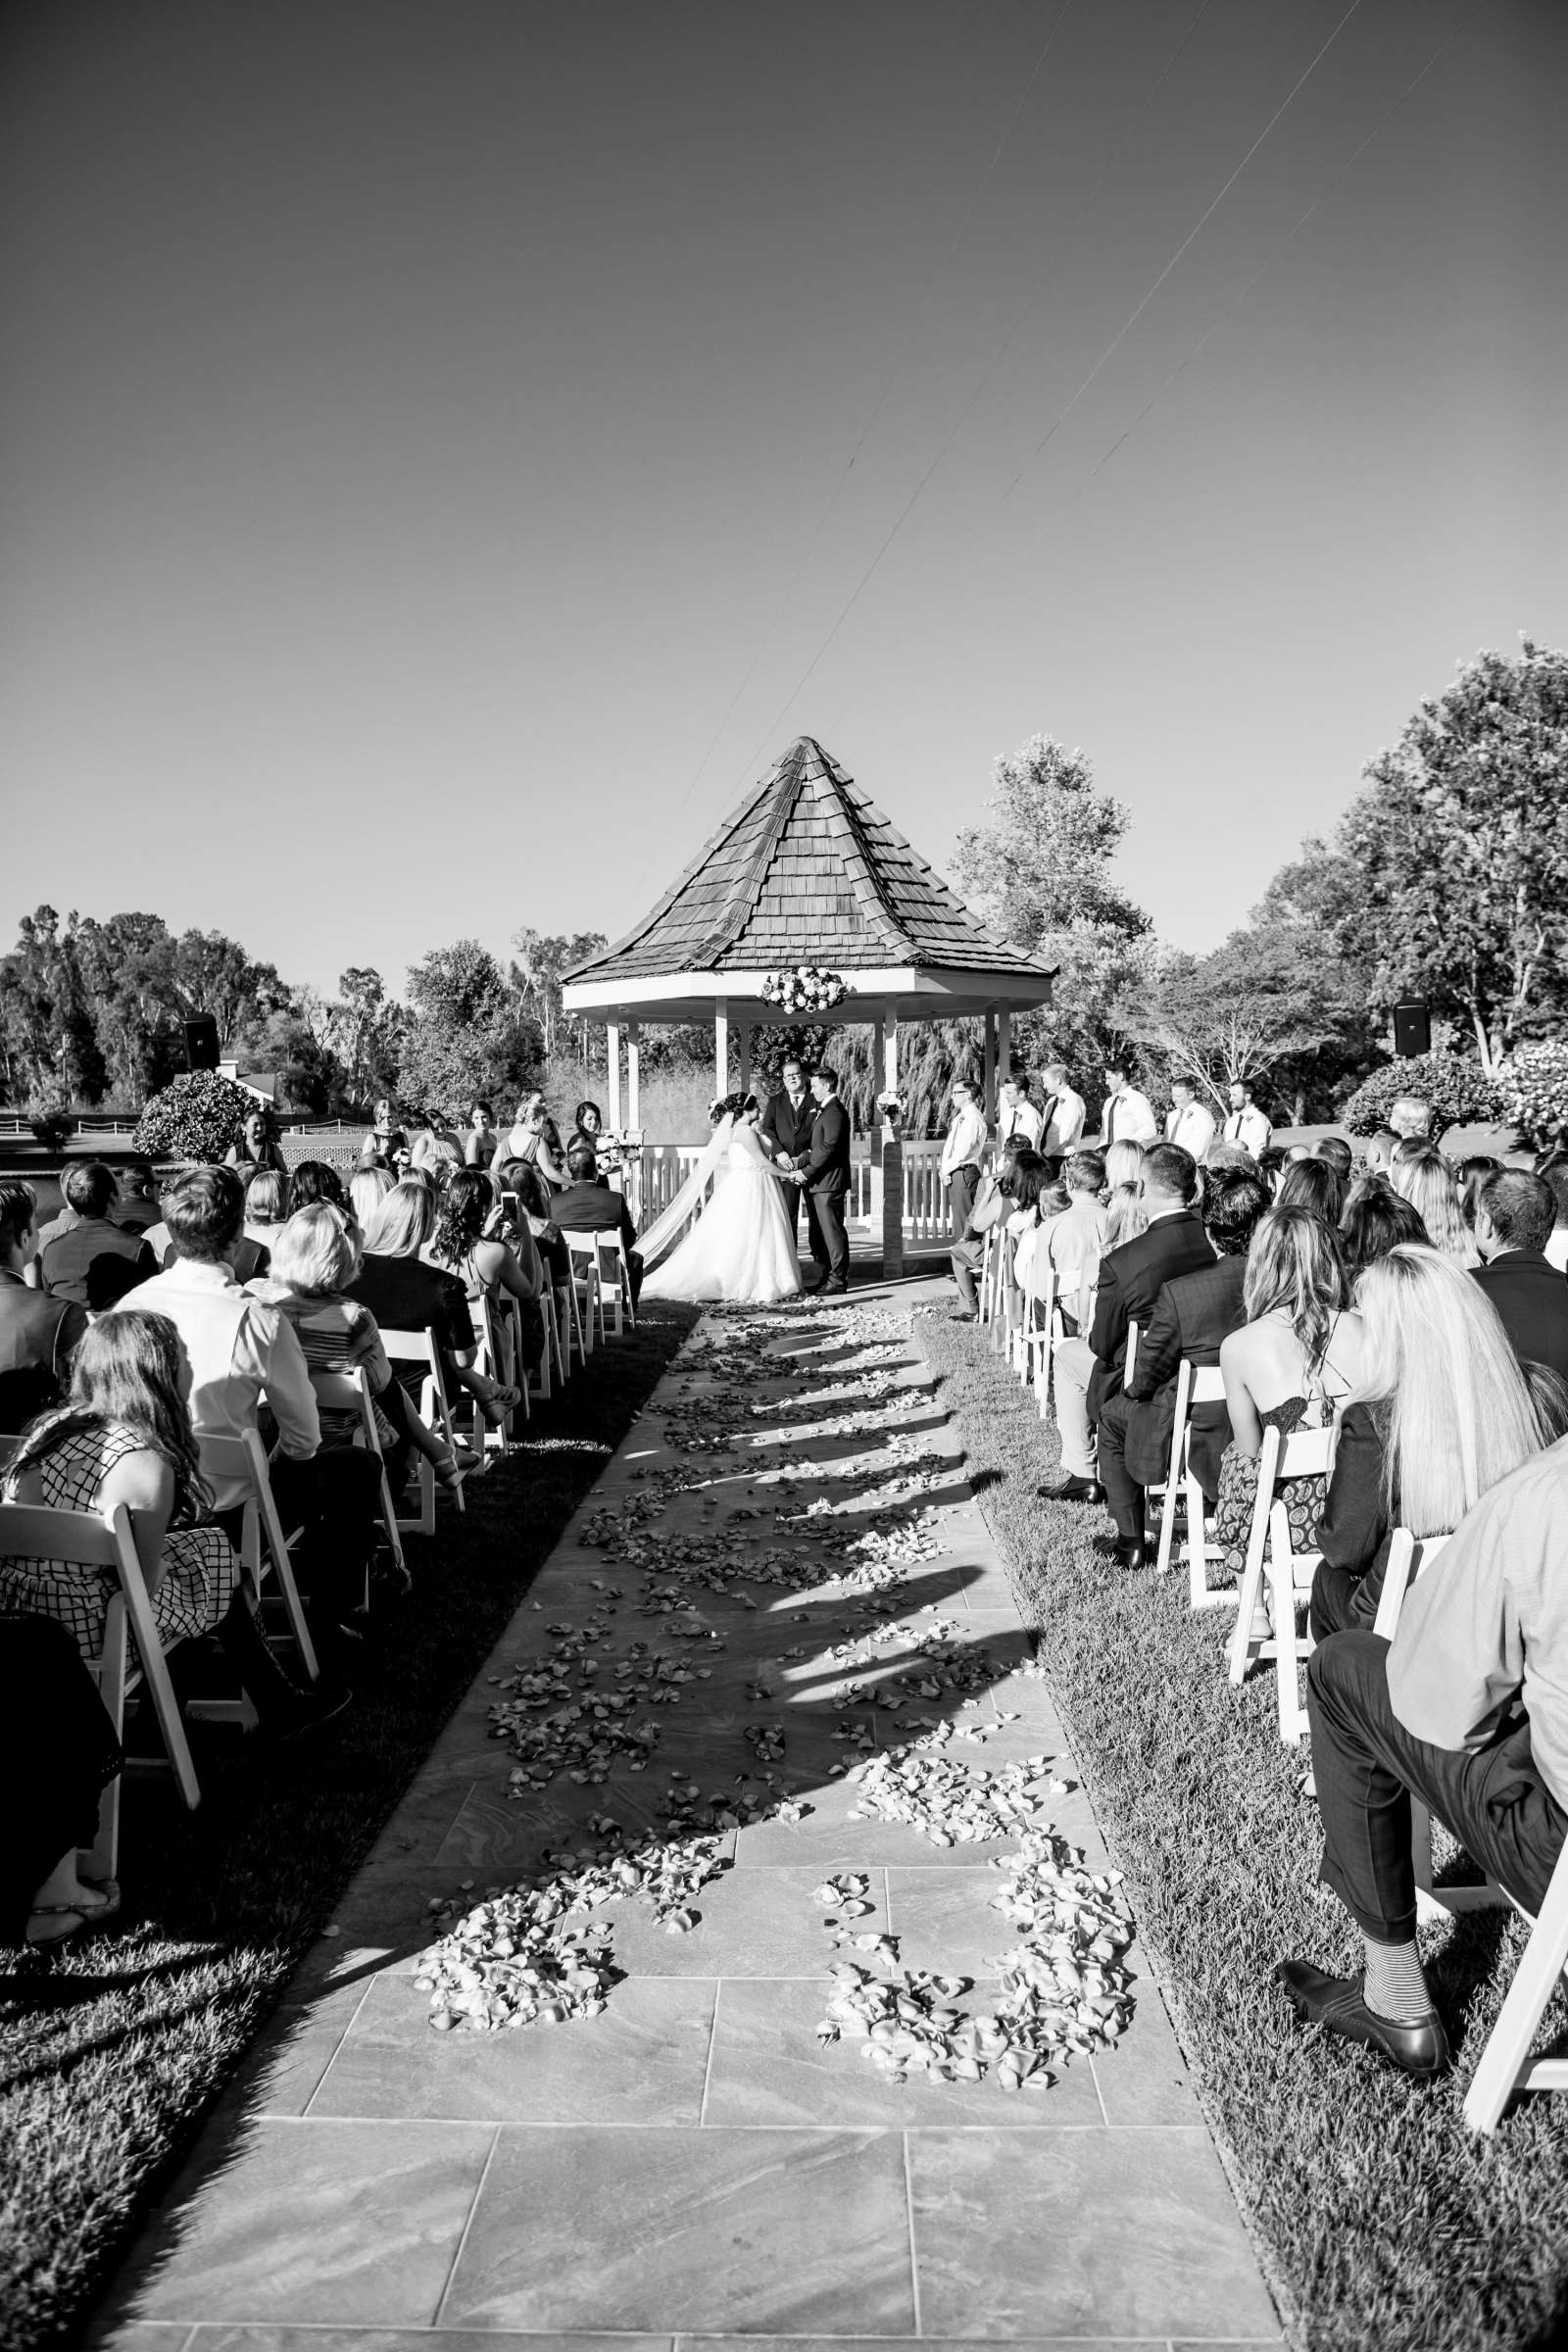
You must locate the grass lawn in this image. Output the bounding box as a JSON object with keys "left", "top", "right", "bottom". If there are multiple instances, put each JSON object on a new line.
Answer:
{"left": 0, "top": 1301, "right": 701, "bottom": 2352}
{"left": 914, "top": 1309, "right": 1568, "bottom": 2352}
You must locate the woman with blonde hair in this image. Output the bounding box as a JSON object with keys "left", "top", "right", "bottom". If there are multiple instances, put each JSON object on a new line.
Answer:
{"left": 1102, "top": 1138, "right": 1148, "bottom": 1250}
{"left": 1391, "top": 1147, "right": 1478, "bottom": 1266}
{"left": 348, "top": 1181, "right": 515, "bottom": 1426}
{"left": 496, "top": 1095, "right": 567, "bottom": 1191}
{"left": 1310, "top": 1243, "right": 1544, "bottom": 1636}
{"left": 349, "top": 1164, "right": 393, "bottom": 1229}
{"left": 1212, "top": 1205, "right": 1364, "bottom": 1585}
{"left": 243, "top": 1167, "right": 290, "bottom": 1250}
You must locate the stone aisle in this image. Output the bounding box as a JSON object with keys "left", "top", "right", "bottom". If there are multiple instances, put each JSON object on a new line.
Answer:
{"left": 91, "top": 1281, "right": 1282, "bottom": 2352}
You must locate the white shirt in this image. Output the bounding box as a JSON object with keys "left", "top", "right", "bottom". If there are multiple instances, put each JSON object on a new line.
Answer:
{"left": 1223, "top": 1104, "right": 1273, "bottom": 1156}
{"left": 1545, "top": 1228, "right": 1568, "bottom": 1275}
{"left": 1000, "top": 1099, "right": 1044, "bottom": 1151}
{"left": 1166, "top": 1102, "right": 1217, "bottom": 1161}
{"left": 1102, "top": 1087, "right": 1157, "bottom": 1147}
{"left": 114, "top": 1257, "right": 319, "bottom": 1509}
{"left": 941, "top": 1104, "right": 990, "bottom": 1179}
{"left": 1041, "top": 1085, "right": 1086, "bottom": 1155}
{"left": 1044, "top": 1194, "right": 1109, "bottom": 1331}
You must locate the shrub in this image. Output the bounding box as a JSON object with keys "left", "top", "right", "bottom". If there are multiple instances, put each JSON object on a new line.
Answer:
{"left": 1339, "top": 1052, "right": 1505, "bottom": 1138}
{"left": 134, "top": 1069, "right": 255, "bottom": 1163}
{"left": 1497, "top": 1040, "right": 1568, "bottom": 1149}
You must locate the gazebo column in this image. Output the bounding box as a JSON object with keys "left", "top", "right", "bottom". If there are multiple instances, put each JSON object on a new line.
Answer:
{"left": 714, "top": 1001, "right": 728, "bottom": 1098}
{"left": 998, "top": 1003, "right": 1011, "bottom": 1092}
{"left": 738, "top": 1021, "right": 753, "bottom": 1097}
{"left": 983, "top": 1006, "right": 998, "bottom": 1121}
{"left": 626, "top": 1020, "right": 641, "bottom": 1133}
{"left": 877, "top": 1000, "right": 903, "bottom": 1280}
{"left": 607, "top": 1020, "right": 622, "bottom": 1132}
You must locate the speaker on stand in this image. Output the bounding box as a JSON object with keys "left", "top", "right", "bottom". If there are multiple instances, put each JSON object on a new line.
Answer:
{"left": 1393, "top": 1004, "right": 1431, "bottom": 1059}
{"left": 183, "top": 1014, "right": 220, "bottom": 1072}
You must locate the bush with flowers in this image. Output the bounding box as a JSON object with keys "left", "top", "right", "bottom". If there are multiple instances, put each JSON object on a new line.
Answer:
{"left": 1339, "top": 1052, "right": 1505, "bottom": 1139}
{"left": 874, "top": 1090, "right": 904, "bottom": 1127}
{"left": 760, "top": 965, "right": 849, "bottom": 1016}
{"left": 134, "top": 1068, "right": 255, "bottom": 1163}
{"left": 1497, "top": 1040, "right": 1568, "bottom": 1149}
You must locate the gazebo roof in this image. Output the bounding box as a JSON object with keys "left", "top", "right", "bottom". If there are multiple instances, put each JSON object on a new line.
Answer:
{"left": 563, "top": 737, "right": 1054, "bottom": 1019}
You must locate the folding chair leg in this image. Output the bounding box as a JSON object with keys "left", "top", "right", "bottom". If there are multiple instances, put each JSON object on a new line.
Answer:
{"left": 82, "top": 1598, "right": 128, "bottom": 1882}
{"left": 1267, "top": 1548, "right": 1307, "bottom": 1742}
{"left": 1187, "top": 1473, "right": 1231, "bottom": 1611}
{"left": 1228, "top": 1542, "right": 1267, "bottom": 1683}
{"left": 115, "top": 1579, "right": 202, "bottom": 1811}
{"left": 1154, "top": 1475, "right": 1179, "bottom": 1577}
{"left": 1464, "top": 1862, "right": 1568, "bottom": 2132}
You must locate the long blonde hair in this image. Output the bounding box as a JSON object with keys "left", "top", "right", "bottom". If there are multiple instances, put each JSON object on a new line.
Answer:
{"left": 1352, "top": 1244, "right": 1541, "bottom": 1535}
{"left": 1243, "top": 1204, "right": 1347, "bottom": 1371}
{"left": 1393, "top": 1149, "right": 1477, "bottom": 1265}
{"left": 1103, "top": 1140, "right": 1146, "bottom": 1192}
{"left": 362, "top": 1178, "right": 438, "bottom": 1258}
{"left": 1104, "top": 1182, "right": 1146, "bottom": 1250}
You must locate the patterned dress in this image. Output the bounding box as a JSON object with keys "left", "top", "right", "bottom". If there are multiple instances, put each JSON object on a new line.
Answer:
{"left": 0, "top": 1422, "right": 242, "bottom": 1663}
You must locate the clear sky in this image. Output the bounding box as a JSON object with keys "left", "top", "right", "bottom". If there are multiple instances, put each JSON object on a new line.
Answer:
{"left": 4, "top": 0, "right": 1565, "bottom": 998}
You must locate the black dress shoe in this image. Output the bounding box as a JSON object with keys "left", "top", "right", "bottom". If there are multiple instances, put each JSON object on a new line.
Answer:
{"left": 1112, "top": 1539, "right": 1149, "bottom": 1571}
{"left": 1052, "top": 1476, "right": 1105, "bottom": 1506}
{"left": 1276, "top": 1959, "right": 1450, "bottom": 2078}
{"left": 822, "top": 1279, "right": 849, "bottom": 1297}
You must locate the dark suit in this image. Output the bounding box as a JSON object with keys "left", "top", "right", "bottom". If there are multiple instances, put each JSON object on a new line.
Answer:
{"left": 760, "top": 1089, "right": 816, "bottom": 1237}
{"left": 800, "top": 1096, "right": 852, "bottom": 1287}
{"left": 551, "top": 1181, "right": 643, "bottom": 1303}
{"left": 1088, "top": 1208, "right": 1217, "bottom": 1542}
{"left": 1471, "top": 1250, "right": 1568, "bottom": 1382}
{"left": 1122, "top": 1253, "right": 1249, "bottom": 1495}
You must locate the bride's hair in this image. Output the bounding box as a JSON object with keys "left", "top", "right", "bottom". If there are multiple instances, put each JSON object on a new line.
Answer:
{"left": 709, "top": 1091, "right": 758, "bottom": 1125}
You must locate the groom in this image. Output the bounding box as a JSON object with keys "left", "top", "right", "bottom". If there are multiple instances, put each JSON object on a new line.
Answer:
{"left": 791, "top": 1067, "right": 852, "bottom": 1295}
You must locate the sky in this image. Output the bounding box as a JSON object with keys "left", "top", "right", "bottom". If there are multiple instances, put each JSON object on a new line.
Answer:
{"left": 3, "top": 0, "right": 1566, "bottom": 1001}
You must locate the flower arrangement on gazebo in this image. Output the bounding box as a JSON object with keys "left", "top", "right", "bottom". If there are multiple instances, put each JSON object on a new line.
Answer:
{"left": 760, "top": 965, "right": 849, "bottom": 1015}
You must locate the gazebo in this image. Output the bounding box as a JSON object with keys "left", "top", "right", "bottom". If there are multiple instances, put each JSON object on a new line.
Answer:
{"left": 561, "top": 734, "right": 1056, "bottom": 1128}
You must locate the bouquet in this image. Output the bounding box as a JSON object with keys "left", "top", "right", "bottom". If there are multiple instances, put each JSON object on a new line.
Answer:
{"left": 760, "top": 965, "right": 849, "bottom": 1015}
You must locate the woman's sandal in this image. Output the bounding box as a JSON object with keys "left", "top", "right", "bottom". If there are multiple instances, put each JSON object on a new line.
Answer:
{"left": 25, "top": 1880, "right": 119, "bottom": 1946}
{"left": 479, "top": 1385, "right": 521, "bottom": 1430}
{"left": 432, "top": 1452, "right": 466, "bottom": 1494}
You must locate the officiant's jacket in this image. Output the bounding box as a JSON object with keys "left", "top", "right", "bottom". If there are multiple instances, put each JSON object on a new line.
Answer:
{"left": 760, "top": 1090, "right": 815, "bottom": 1163}
{"left": 1123, "top": 1253, "right": 1248, "bottom": 1494}
{"left": 1086, "top": 1207, "right": 1214, "bottom": 1424}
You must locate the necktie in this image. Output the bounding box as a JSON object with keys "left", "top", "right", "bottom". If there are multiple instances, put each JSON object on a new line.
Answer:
{"left": 1106, "top": 1098, "right": 1117, "bottom": 1142}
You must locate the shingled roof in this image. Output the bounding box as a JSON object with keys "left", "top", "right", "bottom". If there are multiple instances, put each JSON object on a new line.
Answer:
{"left": 566, "top": 737, "right": 1053, "bottom": 986}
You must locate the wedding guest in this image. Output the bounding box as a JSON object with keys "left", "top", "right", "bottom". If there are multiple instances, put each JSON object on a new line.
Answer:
{"left": 225, "top": 1107, "right": 286, "bottom": 1179}
{"left": 369, "top": 1099, "right": 407, "bottom": 1161}
{"left": 1309, "top": 1245, "right": 1541, "bottom": 1641}
{"left": 998, "top": 1076, "right": 1044, "bottom": 1151}
{"left": 1100, "top": 1060, "right": 1156, "bottom": 1148}
{"left": 1525, "top": 1360, "right": 1568, "bottom": 1442}
{"left": 112, "top": 1157, "right": 162, "bottom": 1235}
{"left": 1276, "top": 1155, "right": 1347, "bottom": 1226}
{"left": 499, "top": 1153, "right": 572, "bottom": 1303}
{"left": 1039, "top": 1060, "right": 1086, "bottom": 1155}
{"left": 38, "top": 1163, "right": 156, "bottom": 1310}
{"left": 1282, "top": 1440, "right": 1568, "bottom": 2078}
{"left": 1340, "top": 1182, "right": 1427, "bottom": 1278}
{"left": 1204, "top": 1140, "right": 1257, "bottom": 1176}
{"left": 1389, "top": 1095, "right": 1433, "bottom": 1143}
{"left": 1393, "top": 1148, "right": 1478, "bottom": 1265}
{"left": 426, "top": 1170, "right": 546, "bottom": 1389}
{"left": 940, "top": 1078, "right": 990, "bottom": 1241}
{"left": 498, "top": 1098, "right": 567, "bottom": 1192}
{"left": 1313, "top": 1136, "right": 1353, "bottom": 1180}
{"left": 0, "top": 1181, "right": 86, "bottom": 1427}
{"left": 1361, "top": 1127, "right": 1400, "bottom": 1178}
{"left": 0, "top": 1616, "right": 122, "bottom": 1948}
{"left": 1540, "top": 1155, "right": 1568, "bottom": 1273}
{"left": 548, "top": 1142, "right": 644, "bottom": 1305}
{"left": 1165, "top": 1075, "right": 1216, "bottom": 1162}
{"left": 1102, "top": 1138, "right": 1148, "bottom": 1251}
{"left": 949, "top": 1140, "right": 1026, "bottom": 1320}
{"left": 350, "top": 1179, "right": 508, "bottom": 1423}
{"left": 350, "top": 1165, "right": 393, "bottom": 1228}
{"left": 242, "top": 1168, "right": 290, "bottom": 1252}
{"left": 1100, "top": 1168, "right": 1271, "bottom": 1556}
{"left": 1471, "top": 1169, "right": 1568, "bottom": 1380}
{"left": 1051, "top": 1144, "right": 1210, "bottom": 1548}
{"left": 1222, "top": 1078, "right": 1272, "bottom": 1158}
{"left": 1040, "top": 1148, "right": 1107, "bottom": 1336}
{"left": 463, "top": 1101, "right": 499, "bottom": 1168}
{"left": 1458, "top": 1152, "right": 1503, "bottom": 1232}
{"left": 288, "top": 1160, "right": 347, "bottom": 1214}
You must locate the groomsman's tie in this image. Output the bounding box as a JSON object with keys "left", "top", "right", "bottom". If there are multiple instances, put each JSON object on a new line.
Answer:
{"left": 1105, "top": 1097, "right": 1117, "bottom": 1142}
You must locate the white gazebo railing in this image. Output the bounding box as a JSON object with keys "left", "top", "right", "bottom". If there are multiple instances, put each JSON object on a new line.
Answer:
{"left": 623, "top": 1137, "right": 942, "bottom": 1241}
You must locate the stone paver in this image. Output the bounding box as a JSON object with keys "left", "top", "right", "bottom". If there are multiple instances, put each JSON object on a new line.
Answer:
{"left": 88, "top": 1278, "right": 1281, "bottom": 2350}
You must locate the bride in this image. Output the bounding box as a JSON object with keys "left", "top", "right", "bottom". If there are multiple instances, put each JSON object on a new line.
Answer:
{"left": 641, "top": 1095, "right": 802, "bottom": 1304}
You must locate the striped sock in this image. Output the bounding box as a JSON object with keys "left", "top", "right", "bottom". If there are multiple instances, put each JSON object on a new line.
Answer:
{"left": 1362, "top": 1936, "right": 1431, "bottom": 2025}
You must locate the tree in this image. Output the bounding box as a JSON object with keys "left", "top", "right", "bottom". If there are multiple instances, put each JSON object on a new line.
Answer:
{"left": 510, "top": 930, "right": 609, "bottom": 1058}
{"left": 398, "top": 941, "right": 542, "bottom": 1120}
{"left": 1335, "top": 641, "right": 1568, "bottom": 1070}
{"left": 320, "top": 967, "right": 405, "bottom": 1109}
{"left": 134, "top": 1069, "right": 256, "bottom": 1162}
{"left": 1124, "top": 924, "right": 1379, "bottom": 1122}
{"left": 0, "top": 906, "right": 108, "bottom": 1107}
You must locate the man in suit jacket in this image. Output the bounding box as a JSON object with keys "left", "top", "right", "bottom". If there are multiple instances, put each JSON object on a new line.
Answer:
{"left": 1097, "top": 1169, "right": 1270, "bottom": 1557}
{"left": 792, "top": 1067, "right": 852, "bottom": 1294}
{"left": 759, "top": 1056, "right": 817, "bottom": 1240}
{"left": 1472, "top": 1169, "right": 1568, "bottom": 1381}
{"left": 1049, "top": 1143, "right": 1213, "bottom": 1563}
{"left": 550, "top": 1140, "right": 643, "bottom": 1302}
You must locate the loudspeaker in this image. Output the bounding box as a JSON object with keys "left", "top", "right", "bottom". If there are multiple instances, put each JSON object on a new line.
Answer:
{"left": 183, "top": 1014, "right": 220, "bottom": 1071}
{"left": 1393, "top": 1003, "right": 1431, "bottom": 1059}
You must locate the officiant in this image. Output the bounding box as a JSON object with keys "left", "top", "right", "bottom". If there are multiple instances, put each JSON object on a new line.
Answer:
{"left": 760, "top": 1055, "right": 816, "bottom": 1240}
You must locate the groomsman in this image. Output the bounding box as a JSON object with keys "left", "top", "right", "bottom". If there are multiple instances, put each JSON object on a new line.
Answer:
{"left": 1101, "top": 1060, "right": 1157, "bottom": 1147}
{"left": 998, "top": 1075, "right": 1043, "bottom": 1151}
{"left": 1223, "top": 1079, "right": 1273, "bottom": 1158}
{"left": 940, "top": 1079, "right": 990, "bottom": 1239}
{"left": 1165, "top": 1075, "right": 1216, "bottom": 1162}
{"left": 1040, "top": 1060, "right": 1086, "bottom": 1155}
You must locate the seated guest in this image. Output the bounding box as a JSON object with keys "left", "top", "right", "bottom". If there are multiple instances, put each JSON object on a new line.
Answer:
{"left": 1099, "top": 1168, "right": 1270, "bottom": 1559}
{"left": 349, "top": 1178, "right": 510, "bottom": 1423}
{"left": 286, "top": 1159, "right": 346, "bottom": 1213}
{"left": 1312, "top": 1136, "right": 1353, "bottom": 1180}
{"left": 464, "top": 1100, "right": 499, "bottom": 1168}
{"left": 1311, "top": 1245, "right": 1541, "bottom": 1641}
{"left": 1282, "top": 1439, "right": 1568, "bottom": 2077}
{"left": 499, "top": 1153, "right": 573, "bottom": 1306}
{"left": 1102, "top": 1139, "right": 1148, "bottom": 1250}
{"left": 112, "top": 1156, "right": 162, "bottom": 1235}
{"left": 349, "top": 1165, "right": 394, "bottom": 1228}
{"left": 0, "top": 1614, "right": 122, "bottom": 1948}
{"left": 1388, "top": 1137, "right": 1429, "bottom": 1187}
{"left": 949, "top": 1140, "right": 1027, "bottom": 1320}
{"left": 497, "top": 1097, "right": 568, "bottom": 1191}
{"left": 1360, "top": 1126, "right": 1400, "bottom": 1179}
{"left": 1393, "top": 1147, "right": 1478, "bottom": 1265}
{"left": 1340, "top": 1181, "right": 1427, "bottom": 1279}
{"left": 1051, "top": 1143, "right": 1210, "bottom": 1554}
{"left": 252, "top": 1203, "right": 460, "bottom": 1497}
{"left": 243, "top": 1167, "right": 290, "bottom": 1253}
{"left": 1256, "top": 1145, "right": 1289, "bottom": 1197}
{"left": 38, "top": 1162, "right": 157, "bottom": 1311}
{"left": 1213, "top": 1206, "right": 1364, "bottom": 1592}
{"left": 115, "top": 1166, "right": 373, "bottom": 1690}
{"left": 1526, "top": 1360, "right": 1568, "bottom": 1441}
{"left": 1471, "top": 1168, "right": 1568, "bottom": 1380}
{"left": 1203, "top": 1140, "right": 1258, "bottom": 1176}
{"left": 0, "top": 1181, "right": 87, "bottom": 1426}
{"left": 549, "top": 1142, "right": 645, "bottom": 1305}
{"left": 1039, "top": 1149, "right": 1107, "bottom": 1336}
{"left": 427, "top": 1169, "right": 547, "bottom": 1384}
{"left": 1536, "top": 1153, "right": 1568, "bottom": 1273}
{"left": 1457, "top": 1152, "right": 1502, "bottom": 1231}
{"left": 1389, "top": 1094, "right": 1433, "bottom": 1143}
{"left": 225, "top": 1107, "right": 286, "bottom": 1179}
{"left": 1006, "top": 1157, "right": 1056, "bottom": 1284}
{"left": 1276, "top": 1155, "right": 1347, "bottom": 1227}
{"left": 368, "top": 1098, "right": 407, "bottom": 1162}
{"left": 0, "top": 1310, "right": 333, "bottom": 1731}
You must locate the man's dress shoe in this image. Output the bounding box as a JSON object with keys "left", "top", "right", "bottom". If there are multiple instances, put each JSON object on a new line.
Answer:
{"left": 1053, "top": 1476, "right": 1105, "bottom": 1506}
{"left": 1111, "top": 1538, "right": 1149, "bottom": 1571}
{"left": 1276, "top": 1960, "right": 1450, "bottom": 2078}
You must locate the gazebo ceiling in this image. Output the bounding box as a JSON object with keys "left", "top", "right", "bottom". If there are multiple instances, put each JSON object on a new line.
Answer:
{"left": 562, "top": 736, "right": 1055, "bottom": 1024}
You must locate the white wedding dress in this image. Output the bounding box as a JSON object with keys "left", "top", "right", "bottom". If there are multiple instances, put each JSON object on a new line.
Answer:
{"left": 642, "top": 1118, "right": 803, "bottom": 1304}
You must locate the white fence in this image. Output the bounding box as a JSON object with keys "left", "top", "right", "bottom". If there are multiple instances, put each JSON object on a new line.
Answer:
{"left": 629, "top": 1138, "right": 943, "bottom": 1240}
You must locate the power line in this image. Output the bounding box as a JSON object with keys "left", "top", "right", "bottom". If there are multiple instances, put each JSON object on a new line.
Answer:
{"left": 713, "top": 0, "right": 1216, "bottom": 802}
{"left": 673, "top": 3, "right": 1075, "bottom": 815}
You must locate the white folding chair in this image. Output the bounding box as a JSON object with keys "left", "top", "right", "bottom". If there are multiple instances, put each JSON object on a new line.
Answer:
{"left": 1225, "top": 1423, "right": 1334, "bottom": 1741}
{"left": 378, "top": 1328, "right": 466, "bottom": 1532}
{"left": 977, "top": 1228, "right": 1001, "bottom": 1328}
{"left": 530, "top": 1288, "right": 564, "bottom": 1403}
{"left": 987, "top": 1229, "right": 1017, "bottom": 1358}
{"left": 582, "top": 1231, "right": 636, "bottom": 1337}
{"left": 197, "top": 1431, "right": 320, "bottom": 1691}
{"left": 0, "top": 1499, "right": 200, "bottom": 1880}
{"left": 308, "top": 1366, "right": 408, "bottom": 1588}
{"left": 1153, "top": 1359, "right": 1230, "bottom": 1602}
{"left": 559, "top": 1232, "right": 610, "bottom": 1353}
{"left": 1019, "top": 1262, "right": 1062, "bottom": 1418}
